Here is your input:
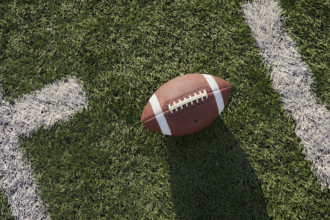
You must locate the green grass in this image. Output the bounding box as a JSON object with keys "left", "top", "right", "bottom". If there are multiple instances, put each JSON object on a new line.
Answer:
{"left": 0, "top": 186, "right": 14, "bottom": 220}
{"left": 0, "top": 0, "right": 329, "bottom": 219}
{"left": 281, "top": 0, "right": 330, "bottom": 109}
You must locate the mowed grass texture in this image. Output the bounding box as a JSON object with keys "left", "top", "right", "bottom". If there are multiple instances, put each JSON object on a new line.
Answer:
{"left": 0, "top": 0, "right": 329, "bottom": 219}
{"left": 0, "top": 186, "right": 13, "bottom": 220}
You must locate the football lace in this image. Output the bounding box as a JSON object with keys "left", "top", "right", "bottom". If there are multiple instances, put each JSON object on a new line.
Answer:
{"left": 168, "top": 89, "right": 208, "bottom": 113}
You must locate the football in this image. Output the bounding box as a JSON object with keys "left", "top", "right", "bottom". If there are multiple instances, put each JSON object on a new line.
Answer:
{"left": 141, "top": 73, "right": 232, "bottom": 136}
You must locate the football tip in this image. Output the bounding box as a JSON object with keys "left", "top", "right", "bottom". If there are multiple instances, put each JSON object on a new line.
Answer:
{"left": 141, "top": 101, "right": 152, "bottom": 123}
{"left": 213, "top": 76, "right": 232, "bottom": 105}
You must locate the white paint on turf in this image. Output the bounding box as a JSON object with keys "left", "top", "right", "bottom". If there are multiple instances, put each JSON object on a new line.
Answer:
{"left": 243, "top": 0, "right": 330, "bottom": 189}
{"left": 0, "top": 76, "right": 88, "bottom": 219}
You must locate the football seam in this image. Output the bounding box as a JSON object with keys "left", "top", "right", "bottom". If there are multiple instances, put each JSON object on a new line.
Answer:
{"left": 142, "top": 86, "right": 231, "bottom": 123}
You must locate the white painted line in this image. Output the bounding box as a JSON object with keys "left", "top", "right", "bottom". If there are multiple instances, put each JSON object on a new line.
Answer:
{"left": 243, "top": 0, "right": 330, "bottom": 189}
{"left": 0, "top": 76, "right": 88, "bottom": 219}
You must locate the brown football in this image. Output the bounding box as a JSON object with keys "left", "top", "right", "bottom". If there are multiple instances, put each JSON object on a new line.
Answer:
{"left": 141, "top": 73, "right": 232, "bottom": 136}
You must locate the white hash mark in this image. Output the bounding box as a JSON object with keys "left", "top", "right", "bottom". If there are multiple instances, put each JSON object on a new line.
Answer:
{"left": 0, "top": 76, "right": 88, "bottom": 219}
{"left": 243, "top": 0, "right": 330, "bottom": 189}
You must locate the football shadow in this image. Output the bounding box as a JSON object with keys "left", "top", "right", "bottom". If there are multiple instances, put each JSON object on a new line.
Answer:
{"left": 166, "top": 118, "right": 269, "bottom": 219}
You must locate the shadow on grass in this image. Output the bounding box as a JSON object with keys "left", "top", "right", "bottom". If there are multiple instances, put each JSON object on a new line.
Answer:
{"left": 166, "top": 118, "right": 269, "bottom": 220}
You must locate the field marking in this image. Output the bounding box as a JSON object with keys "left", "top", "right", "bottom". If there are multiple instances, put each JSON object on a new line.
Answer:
{"left": 243, "top": 0, "right": 330, "bottom": 189}
{"left": 0, "top": 76, "right": 88, "bottom": 219}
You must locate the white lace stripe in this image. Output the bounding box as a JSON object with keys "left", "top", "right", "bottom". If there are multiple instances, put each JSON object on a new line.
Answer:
{"left": 202, "top": 74, "right": 224, "bottom": 114}
{"left": 149, "top": 94, "right": 172, "bottom": 135}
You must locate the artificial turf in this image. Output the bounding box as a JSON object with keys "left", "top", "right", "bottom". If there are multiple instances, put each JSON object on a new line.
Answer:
{"left": 0, "top": 0, "right": 329, "bottom": 219}
{"left": 280, "top": 0, "right": 330, "bottom": 109}
{"left": 0, "top": 186, "right": 13, "bottom": 220}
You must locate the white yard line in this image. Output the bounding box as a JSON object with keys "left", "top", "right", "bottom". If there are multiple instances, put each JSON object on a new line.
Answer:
{"left": 243, "top": 0, "right": 330, "bottom": 189}
{"left": 0, "top": 76, "right": 88, "bottom": 219}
